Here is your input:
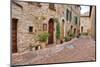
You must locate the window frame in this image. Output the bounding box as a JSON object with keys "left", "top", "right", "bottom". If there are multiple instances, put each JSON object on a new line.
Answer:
{"left": 29, "top": 26, "right": 33, "bottom": 33}
{"left": 43, "top": 23, "right": 47, "bottom": 31}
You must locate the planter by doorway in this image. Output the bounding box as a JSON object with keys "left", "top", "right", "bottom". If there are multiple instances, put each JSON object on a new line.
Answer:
{"left": 38, "top": 32, "right": 49, "bottom": 49}
{"left": 41, "top": 42, "right": 46, "bottom": 49}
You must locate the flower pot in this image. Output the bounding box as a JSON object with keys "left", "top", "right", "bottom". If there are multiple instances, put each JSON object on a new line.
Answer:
{"left": 41, "top": 42, "right": 46, "bottom": 49}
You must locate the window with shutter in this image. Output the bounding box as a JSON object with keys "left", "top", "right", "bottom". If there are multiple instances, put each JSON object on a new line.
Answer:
{"left": 49, "top": 3, "right": 55, "bottom": 10}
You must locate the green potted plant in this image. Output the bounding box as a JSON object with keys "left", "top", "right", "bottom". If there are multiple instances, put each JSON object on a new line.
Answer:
{"left": 68, "top": 30, "right": 75, "bottom": 39}
{"left": 81, "top": 32, "right": 88, "bottom": 36}
{"left": 64, "top": 36, "right": 71, "bottom": 42}
{"left": 38, "top": 32, "right": 49, "bottom": 48}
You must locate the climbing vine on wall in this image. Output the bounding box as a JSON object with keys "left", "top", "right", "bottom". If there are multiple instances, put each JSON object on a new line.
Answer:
{"left": 55, "top": 18, "right": 60, "bottom": 39}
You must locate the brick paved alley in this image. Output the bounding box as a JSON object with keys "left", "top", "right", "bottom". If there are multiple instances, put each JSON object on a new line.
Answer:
{"left": 12, "top": 37, "right": 96, "bottom": 65}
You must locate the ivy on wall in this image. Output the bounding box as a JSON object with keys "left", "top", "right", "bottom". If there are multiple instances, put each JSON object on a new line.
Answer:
{"left": 55, "top": 18, "right": 60, "bottom": 40}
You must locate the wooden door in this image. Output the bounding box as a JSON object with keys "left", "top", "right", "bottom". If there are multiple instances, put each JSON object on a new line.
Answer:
{"left": 74, "top": 28, "right": 76, "bottom": 34}
{"left": 12, "top": 19, "right": 18, "bottom": 53}
{"left": 48, "top": 19, "right": 54, "bottom": 44}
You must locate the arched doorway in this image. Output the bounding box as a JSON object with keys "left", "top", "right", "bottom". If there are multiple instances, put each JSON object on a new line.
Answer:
{"left": 74, "top": 28, "right": 76, "bottom": 34}
{"left": 61, "top": 19, "right": 65, "bottom": 39}
{"left": 12, "top": 18, "right": 18, "bottom": 53}
{"left": 48, "top": 18, "right": 54, "bottom": 44}
{"left": 81, "top": 26, "right": 83, "bottom": 33}
{"left": 71, "top": 25, "right": 73, "bottom": 32}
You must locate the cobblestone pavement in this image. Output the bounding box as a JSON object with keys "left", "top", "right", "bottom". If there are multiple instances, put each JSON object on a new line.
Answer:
{"left": 12, "top": 37, "right": 96, "bottom": 65}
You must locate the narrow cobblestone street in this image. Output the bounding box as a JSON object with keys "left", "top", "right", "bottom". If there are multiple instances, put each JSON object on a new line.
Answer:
{"left": 12, "top": 37, "right": 96, "bottom": 65}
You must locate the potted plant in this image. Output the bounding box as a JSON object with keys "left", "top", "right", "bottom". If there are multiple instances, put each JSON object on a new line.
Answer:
{"left": 29, "top": 45, "right": 36, "bottom": 51}
{"left": 38, "top": 32, "right": 49, "bottom": 48}
{"left": 80, "top": 32, "right": 88, "bottom": 36}
{"left": 64, "top": 36, "right": 71, "bottom": 42}
{"left": 68, "top": 30, "right": 75, "bottom": 39}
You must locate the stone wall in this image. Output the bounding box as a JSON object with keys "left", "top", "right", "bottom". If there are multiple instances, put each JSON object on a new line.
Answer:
{"left": 64, "top": 5, "right": 80, "bottom": 36}
{"left": 80, "top": 6, "right": 96, "bottom": 38}
{"left": 12, "top": 1, "right": 80, "bottom": 52}
{"left": 80, "top": 16, "right": 91, "bottom": 34}
{"left": 90, "top": 6, "right": 96, "bottom": 40}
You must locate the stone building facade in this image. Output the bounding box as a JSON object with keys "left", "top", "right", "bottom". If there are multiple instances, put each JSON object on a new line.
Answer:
{"left": 80, "top": 6, "right": 96, "bottom": 40}
{"left": 90, "top": 6, "right": 96, "bottom": 40}
{"left": 12, "top": 1, "right": 80, "bottom": 53}
{"left": 64, "top": 5, "right": 80, "bottom": 36}
{"left": 80, "top": 13, "right": 91, "bottom": 34}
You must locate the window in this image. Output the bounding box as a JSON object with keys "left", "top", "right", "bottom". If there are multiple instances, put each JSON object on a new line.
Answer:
{"left": 69, "top": 12, "right": 72, "bottom": 21}
{"left": 71, "top": 25, "right": 73, "bottom": 30}
{"left": 74, "top": 28, "right": 76, "bottom": 34}
{"left": 75, "top": 17, "right": 78, "bottom": 25}
{"left": 43, "top": 24, "right": 47, "bottom": 31}
{"left": 66, "top": 9, "right": 72, "bottom": 22}
{"left": 49, "top": 3, "right": 55, "bottom": 10}
{"left": 62, "top": 19, "right": 65, "bottom": 22}
{"left": 81, "top": 26, "right": 83, "bottom": 33}
{"left": 29, "top": 26, "right": 33, "bottom": 32}
{"left": 66, "top": 9, "right": 69, "bottom": 21}
{"left": 36, "top": 2, "right": 41, "bottom": 7}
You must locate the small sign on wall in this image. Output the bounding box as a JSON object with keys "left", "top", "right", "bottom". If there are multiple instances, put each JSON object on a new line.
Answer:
{"left": 43, "top": 23, "right": 47, "bottom": 31}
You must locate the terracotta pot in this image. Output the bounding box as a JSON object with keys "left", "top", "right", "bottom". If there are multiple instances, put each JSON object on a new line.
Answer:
{"left": 41, "top": 42, "right": 46, "bottom": 49}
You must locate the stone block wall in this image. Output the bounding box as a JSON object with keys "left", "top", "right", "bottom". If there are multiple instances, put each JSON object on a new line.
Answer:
{"left": 12, "top": 1, "right": 81, "bottom": 52}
